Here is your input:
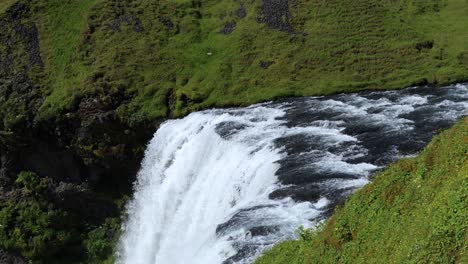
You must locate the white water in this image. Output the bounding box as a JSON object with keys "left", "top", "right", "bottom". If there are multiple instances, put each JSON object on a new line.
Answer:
{"left": 117, "top": 85, "right": 467, "bottom": 264}
{"left": 117, "top": 107, "right": 333, "bottom": 264}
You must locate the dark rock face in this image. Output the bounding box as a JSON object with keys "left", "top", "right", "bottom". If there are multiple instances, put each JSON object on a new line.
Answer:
{"left": 52, "top": 182, "right": 119, "bottom": 224}
{"left": 257, "top": 0, "right": 293, "bottom": 33}
{"left": 108, "top": 14, "right": 144, "bottom": 32}
{"left": 3, "top": 2, "right": 43, "bottom": 68}
{"left": 0, "top": 92, "right": 155, "bottom": 262}
{"left": 269, "top": 184, "right": 321, "bottom": 202}
{"left": 106, "top": 0, "right": 145, "bottom": 33}
{"left": 0, "top": 248, "right": 27, "bottom": 264}
{"left": 14, "top": 24, "right": 44, "bottom": 68}
{"left": 0, "top": 3, "right": 157, "bottom": 261}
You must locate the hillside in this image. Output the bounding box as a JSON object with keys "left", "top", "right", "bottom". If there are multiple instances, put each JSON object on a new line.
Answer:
{"left": 256, "top": 118, "right": 467, "bottom": 264}
{"left": 0, "top": 0, "right": 467, "bottom": 263}
{"left": 1, "top": 0, "right": 468, "bottom": 126}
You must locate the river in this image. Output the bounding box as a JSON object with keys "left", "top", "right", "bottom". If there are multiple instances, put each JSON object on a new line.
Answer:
{"left": 116, "top": 84, "right": 467, "bottom": 264}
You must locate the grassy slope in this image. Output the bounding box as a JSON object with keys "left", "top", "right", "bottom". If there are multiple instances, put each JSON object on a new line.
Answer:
{"left": 256, "top": 118, "right": 468, "bottom": 264}
{"left": 1, "top": 0, "right": 466, "bottom": 125}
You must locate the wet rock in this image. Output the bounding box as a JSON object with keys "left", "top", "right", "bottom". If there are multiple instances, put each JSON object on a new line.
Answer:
{"left": 215, "top": 121, "right": 250, "bottom": 139}
{"left": 269, "top": 184, "right": 321, "bottom": 202}
{"left": 248, "top": 225, "right": 279, "bottom": 236}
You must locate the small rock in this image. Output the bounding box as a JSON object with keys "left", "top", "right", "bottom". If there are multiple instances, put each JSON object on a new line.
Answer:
{"left": 219, "top": 21, "right": 237, "bottom": 35}
{"left": 259, "top": 60, "right": 275, "bottom": 69}
{"left": 236, "top": 5, "right": 247, "bottom": 18}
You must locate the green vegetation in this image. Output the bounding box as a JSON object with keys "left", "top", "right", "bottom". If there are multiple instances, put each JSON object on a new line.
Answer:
{"left": 83, "top": 217, "right": 121, "bottom": 264}
{"left": 37, "top": 0, "right": 97, "bottom": 117}
{"left": 1, "top": 0, "right": 467, "bottom": 263}
{"left": 2, "top": 0, "right": 468, "bottom": 126}
{"left": 0, "top": 0, "right": 16, "bottom": 14}
{"left": 0, "top": 172, "right": 123, "bottom": 263}
{"left": 256, "top": 118, "right": 468, "bottom": 264}
{"left": 0, "top": 172, "right": 77, "bottom": 262}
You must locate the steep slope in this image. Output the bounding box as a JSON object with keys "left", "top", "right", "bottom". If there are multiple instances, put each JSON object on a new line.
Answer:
{"left": 256, "top": 118, "right": 467, "bottom": 264}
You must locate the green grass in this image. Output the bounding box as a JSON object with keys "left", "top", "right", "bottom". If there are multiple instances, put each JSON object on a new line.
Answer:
{"left": 2, "top": 0, "right": 466, "bottom": 125}
{"left": 256, "top": 118, "right": 468, "bottom": 264}
{"left": 36, "top": 0, "right": 99, "bottom": 117}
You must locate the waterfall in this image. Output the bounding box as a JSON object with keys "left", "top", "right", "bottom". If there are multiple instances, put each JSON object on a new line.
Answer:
{"left": 117, "top": 84, "right": 467, "bottom": 264}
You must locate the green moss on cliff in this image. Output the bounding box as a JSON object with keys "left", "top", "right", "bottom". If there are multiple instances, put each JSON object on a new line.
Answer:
{"left": 256, "top": 118, "right": 468, "bottom": 263}
{"left": 0, "top": 171, "right": 123, "bottom": 263}
{"left": 0, "top": 172, "right": 78, "bottom": 262}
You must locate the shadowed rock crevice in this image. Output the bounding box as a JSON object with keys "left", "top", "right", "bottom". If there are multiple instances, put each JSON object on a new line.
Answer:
{"left": 0, "top": 248, "right": 26, "bottom": 264}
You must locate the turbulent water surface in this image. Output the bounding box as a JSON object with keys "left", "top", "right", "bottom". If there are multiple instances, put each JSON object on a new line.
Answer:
{"left": 117, "top": 84, "right": 467, "bottom": 264}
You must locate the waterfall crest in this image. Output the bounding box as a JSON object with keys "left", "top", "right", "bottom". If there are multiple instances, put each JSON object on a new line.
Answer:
{"left": 117, "top": 84, "right": 467, "bottom": 264}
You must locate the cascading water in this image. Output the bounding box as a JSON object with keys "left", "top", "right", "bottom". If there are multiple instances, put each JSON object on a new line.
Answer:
{"left": 117, "top": 84, "right": 467, "bottom": 264}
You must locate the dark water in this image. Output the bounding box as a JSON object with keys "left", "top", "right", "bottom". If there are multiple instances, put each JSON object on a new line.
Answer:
{"left": 219, "top": 84, "right": 467, "bottom": 263}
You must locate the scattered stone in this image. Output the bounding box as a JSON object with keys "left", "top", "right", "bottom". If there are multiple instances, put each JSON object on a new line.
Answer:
{"left": 5, "top": 2, "right": 28, "bottom": 21}
{"left": 257, "top": 0, "right": 294, "bottom": 33}
{"left": 159, "top": 16, "right": 174, "bottom": 28}
{"left": 415, "top": 40, "right": 434, "bottom": 51}
{"left": 236, "top": 5, "right": 247, "bottom": 18}
{"left": 219, "top": 21, "right": 237, "bottom": 35}
{"left": 259, "top": 60, "right": 275, "bottom": 69}
{"left": 132, "top": 17, "right": 144, "bottom": 33}
{"left": 108, "top": 14, "right": 144, "bottom": 33}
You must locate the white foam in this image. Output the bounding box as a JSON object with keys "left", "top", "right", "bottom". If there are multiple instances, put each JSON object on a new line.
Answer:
{"left": 397, "top": 95, "right": 428, "bottom": 106}
{"left": 116, "top": 107, "right": 321, "bottom": 264}
{"left": 455, "top": 83, "right": 467, "bottom": 90}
